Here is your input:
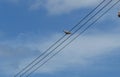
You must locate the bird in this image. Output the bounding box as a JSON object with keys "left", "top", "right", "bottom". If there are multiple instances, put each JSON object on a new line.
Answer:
{"left": 63, "top": 30, "right": 71, "bottom": 35}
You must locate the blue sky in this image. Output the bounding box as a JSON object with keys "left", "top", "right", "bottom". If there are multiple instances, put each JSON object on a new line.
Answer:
{"left": 0, "top": 0, "right": 120, "bottom": 77}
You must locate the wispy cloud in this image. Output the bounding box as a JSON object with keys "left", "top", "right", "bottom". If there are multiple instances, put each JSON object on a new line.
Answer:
{"left": 29, "top": 0, "right": 101, "bottom": 14}
{"left": 0, "top": 31, "right": 120, "bottom": 76}
{"left": 1, "top": 0, "right": 119, "bottom": 15}
{"left": 44, "top": 0, "right": 101, "bottom": 14}
{"left": 0, "top": 0, "right": 120, "bottom": 76}
{"left": 31, "top": 33, "right": 120, "bottom": 74}
{"left": 1, "top": 0, "right": 101, "bottom": 14}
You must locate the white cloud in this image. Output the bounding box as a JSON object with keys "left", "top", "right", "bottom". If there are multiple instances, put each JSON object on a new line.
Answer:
{"left": 1, "top": 0, "right": 119, "bottom": 15}
{"left": 8, "top": 33, "right": 119, "bottom": 75}
{"left": 32, "top": 34, "right": 120, "bottom": 74}
{"left": 0, "top": 0, "right": 120, "bottom": 76}
{"left": 29, "top": 0, "right": 42, "bottom": 10}
{"left": 44, "top": 0, "right": 101, "bottom": 14}
{"left": 0, "top": 31, "right": 120, "bottom": 76}
{"left": 29, "top": 0, "right": 101, "bottom": 14}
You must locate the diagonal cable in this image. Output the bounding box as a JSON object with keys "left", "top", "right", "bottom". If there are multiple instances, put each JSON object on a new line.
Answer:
{"left": 20, "top": 0, "right": 112, "bottom": 76}
{"left": 26, "top": 0, "right": 120, "bottom": 77}
{"left": 14, "top": 0, "right": 106, "bottom": 77}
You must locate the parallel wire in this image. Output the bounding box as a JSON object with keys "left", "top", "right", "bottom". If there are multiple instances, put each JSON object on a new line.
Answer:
{"left": 26, "top": 0, "right": 120, "bottom": 77}
{"left": 20, "top": 0, "right": 112, "bottom": 77}
{"left": 14, "top": 0, "right": 106, "bottom": 77}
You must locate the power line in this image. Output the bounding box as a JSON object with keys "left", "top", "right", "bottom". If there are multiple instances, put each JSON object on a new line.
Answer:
{"left": 20, "top": 0, "right": 112, "bottom": 76}
{"left": 20, "top": 0, "right": 112, "bottom": 77}
{"left": 25, "top": 0, "right": 120, "bottom": 77}
{"left": 14, "top": 0, "right": 106, "bottom": 77}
